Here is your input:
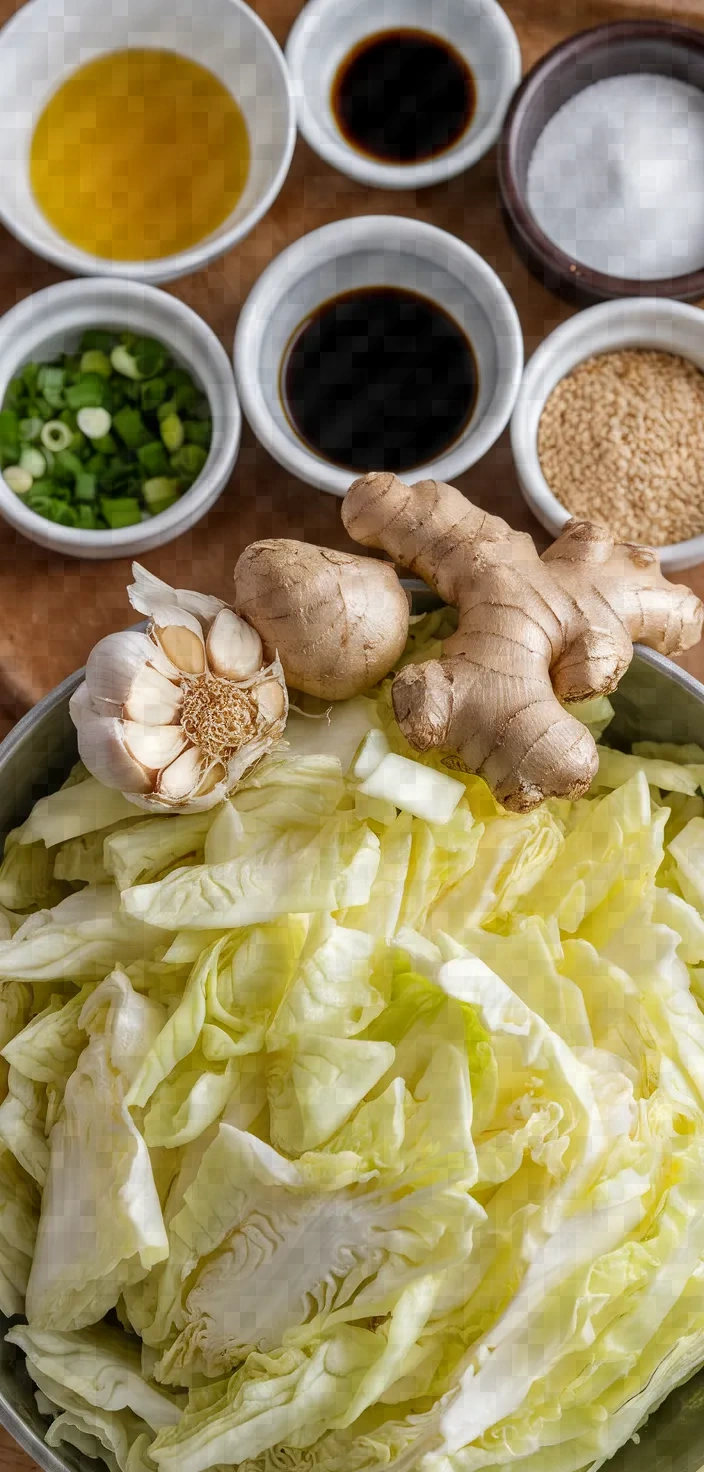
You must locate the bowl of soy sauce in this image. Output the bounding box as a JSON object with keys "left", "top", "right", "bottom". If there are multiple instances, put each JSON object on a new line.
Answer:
{"left": 233, "top": 215, "right": 523, "bottom": 497}
{"left": 286, "top": 0, "right": 522, "bottom": 190}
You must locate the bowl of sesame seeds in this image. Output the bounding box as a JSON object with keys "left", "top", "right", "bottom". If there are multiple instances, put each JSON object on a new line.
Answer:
{"left": 510, "top": 296, "right": 704, "bottom": 572}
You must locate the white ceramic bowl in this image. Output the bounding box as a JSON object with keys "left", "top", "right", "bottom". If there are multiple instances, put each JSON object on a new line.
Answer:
{"left": 511, "top": 298, "right": 704, "bottom": 574}
{"left": 286, "top": 0, "right": 521, "bottom": 190}
{"left": 0, "top": 0, "right": 296, "bottom": 284}
{"left": 233, "top": 215, "right": 524, "bottom": 497}
{"left": 0, "top": 278, "right": 241, "bottom": 560}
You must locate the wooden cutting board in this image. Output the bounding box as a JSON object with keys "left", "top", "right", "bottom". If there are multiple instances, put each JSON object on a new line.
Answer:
{"left": 1, "top": 1, "right": 704, "bottom": 1469}
{"left": 1, "top": 0, "right": 704, "bottom": 722}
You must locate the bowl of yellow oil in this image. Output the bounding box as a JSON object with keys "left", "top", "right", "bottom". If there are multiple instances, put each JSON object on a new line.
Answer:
{"left": 0, "top": 0, "right": 295, "bottom": 282}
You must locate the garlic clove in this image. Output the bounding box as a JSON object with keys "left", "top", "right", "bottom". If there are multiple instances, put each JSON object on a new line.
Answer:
{"left": 157, "top": 745, "right": 205, "bottom": 801}
{"left": 151, "top": 606, "right": 206, "bottom": 675}
{"left": 196, "top": 761, "right": 227, "bottom": 798}
{"left": 85, "top": 630, "right": 155, "bottom": 708}
{"left": 129, "top": 563, "right": 227, "bottom": 629}
{"left": 122, "top": 721, "right": 187, "bottom": 771}
{"left": 146, "top": 638, "right": 181, "bottom": 681}
{"left": 69, "top": 680, "right": 100, "bottom": 723}
{"left": 123, "top": 664, "right": 183, "bottom": 726}
{"left": 256, "top": 678, "right": 287, "bottom": 725}
{"left": 206, "top": 608, "right": 263, "bottom": 680}
{"left": 71, "top": 685, "right": 152, "bottom": 794}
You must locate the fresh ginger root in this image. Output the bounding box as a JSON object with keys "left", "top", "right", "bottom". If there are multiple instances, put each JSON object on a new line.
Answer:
{"left": 234, "top": 538, "right": 410, "bottom": 701}
{"left": 342, "top": 472, "right": 704, "bottom": 811}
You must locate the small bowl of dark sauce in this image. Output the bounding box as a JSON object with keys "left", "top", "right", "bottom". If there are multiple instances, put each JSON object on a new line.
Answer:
{"left": 233, "top": 215, "right": 523, "bottom": 496}
{"left": 286, "top": 0, "right": 521, "bottom": 190}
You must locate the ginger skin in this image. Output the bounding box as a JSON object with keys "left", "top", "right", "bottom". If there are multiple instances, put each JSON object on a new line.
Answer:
{"left": 234, "top": 539, "right": 410, "bottom": 701}
{"left": 342, "top": 472, "right": 704, "bottom": 812}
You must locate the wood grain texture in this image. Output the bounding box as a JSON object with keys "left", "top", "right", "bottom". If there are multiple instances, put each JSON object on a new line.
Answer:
{"left": 0, "top": 1425, "right": 38, "bottom": 1472}
{"left": 0, "top": 0, "right": 703, "bottom": 711}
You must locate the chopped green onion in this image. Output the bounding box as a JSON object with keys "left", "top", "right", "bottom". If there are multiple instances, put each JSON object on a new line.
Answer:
{"left": 54, "top": 449, "right": 84, "bottom": 482}
{"left": 80, "top": 329, "right": 117, "bottom": 354}
{"left": 36, "top": 365, "right": 65, "bottom": 409}
{"left": 156, "top": 398, "right": 179, "bottom": 423}
{"left": 93, "top": 434, "right": 117, "bottom": 455}
{"left": 110, "top": 345, "right": 141, "bottom": 380}
{"left": 113, "top": 407, "right": 152, "bottom": 449}
{"left": 140, "top": 378, "right": 167, "bottom": 412}
{"left": 4, "top": 465, "right": 33, "bottom": 495}
{"left": 19, "top": 447, "right": 46, "bottom": 479}
{"left": 100, "top": 496, "right": 143, "bottom": 528}
{"left": 142, "top": 476, "right": 182, "bottom": 514}
{"left": 0, "top": 411, "right": 20, "bottom": 467}
{"left": 137, "top": 441, "right": 171, "bottom": 478}
{"left": 40, "top": 421, "right": 73, "bottom": 453}
{"left": 20, "top": 363, "right": 39, "bottom": 393}
{"left": 77, "top": 407, "right": 112, "bottom": 440}
{"left": 51, "top": 500, "right": 79, "bottom": 526}
{"left": 170, "top": 383, "right": 201, "bottom": 415}
{"left": 76, "top": 503, "right": 99, "bottom": 529}
{"left": 100, "top": 457, "right": 135, "bottom": 493}
{"left": 19, "top": 417, "right": 42, "bottom": 443}
{"left": 170, "top": 443, "right": 208, "bottom": 479}
{"left": 75, "top": 472, "right": 97, "bottom": 503}
{"left": 183, "top": 419, "right": 212, "bottom": 448}
{"left": 160, "top": 413, "right": 184, "bottom": 452}
{"left": 26, "top": 491, "right": 53, "bottom": 516}
{"left": 65, "top": 375, "right": 108, "bottom": 410}
{"left": 118, "top": 334, "right": 167, "bottom": 380}
{"left": 79, "top": 349, "right": 112, "bottom": 379}
{"left": 86, "top": 453, "right": 107, "bottom": 475}
{"left": 164, "top": 365, "right": 193, "bottom": 388}
{"left": 2, "top": 331, "right": 211, "bottom": 531}
{"left": 133, "top": 338, "right": 166, "bottom": 378}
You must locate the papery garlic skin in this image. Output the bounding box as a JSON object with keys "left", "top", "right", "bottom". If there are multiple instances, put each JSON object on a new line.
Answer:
{"left": 70, "top": 565, "right": 289, "bottom": 813}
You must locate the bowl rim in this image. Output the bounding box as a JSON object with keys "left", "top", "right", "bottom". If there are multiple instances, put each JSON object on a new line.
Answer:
{"left": 285, "top": 0, "right": 522, "bottom": 190}
{"left": 0, "top": 0, "right": 297, "bottom": 285}
{"left": 233, "top": 213, "right": 524, "bottom": 497}
{"left": 498, "top": 17, "right": 704, "bottom": 305}
{"left": 510, "top": 296, "right": 704, "bottom": 573}
{"left": 0, "top": 277, "right": 241, "bottom": 557}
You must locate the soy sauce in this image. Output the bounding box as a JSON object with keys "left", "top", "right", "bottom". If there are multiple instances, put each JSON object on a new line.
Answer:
{"left": 281, "top": 286, "right": 478, "bottom": 474}
{"left": 332, "top": 29, "right": 476, "bottom": 165}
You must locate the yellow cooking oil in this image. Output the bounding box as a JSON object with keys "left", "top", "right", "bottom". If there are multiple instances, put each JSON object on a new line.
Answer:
{"left": 30, "top": 49, "right": 250, "bottom": 261}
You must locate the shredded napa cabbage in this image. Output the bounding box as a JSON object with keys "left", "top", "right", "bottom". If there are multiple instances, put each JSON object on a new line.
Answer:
{"left": 1, "top": 618, "right": 704, "bottom": 1472}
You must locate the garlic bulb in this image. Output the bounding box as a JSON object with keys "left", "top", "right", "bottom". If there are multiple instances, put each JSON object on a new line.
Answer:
{"left": 69, "top": 564, "right": 288, "bottom": 813}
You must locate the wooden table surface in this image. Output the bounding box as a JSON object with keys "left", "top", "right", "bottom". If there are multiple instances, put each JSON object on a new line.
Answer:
{"left": 1, "top": 0, "right": 704, "bottom": 1466}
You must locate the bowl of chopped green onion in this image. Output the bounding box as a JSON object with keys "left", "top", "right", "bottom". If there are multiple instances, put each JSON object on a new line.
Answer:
{"left": 0, "top": 278, "right": 241, "bottom": 558}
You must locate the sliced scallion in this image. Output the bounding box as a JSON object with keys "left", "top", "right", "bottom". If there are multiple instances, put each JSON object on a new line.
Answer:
{"left": 77, "top": 407, "right": 112, "bottom": 441}
{"left": 40, "top": 421, "right": 73, "bottom": 453}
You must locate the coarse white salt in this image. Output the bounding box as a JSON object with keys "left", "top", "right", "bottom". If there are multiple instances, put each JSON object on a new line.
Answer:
{"left": 526, "top": 72, "right": 704, "bottom": 280}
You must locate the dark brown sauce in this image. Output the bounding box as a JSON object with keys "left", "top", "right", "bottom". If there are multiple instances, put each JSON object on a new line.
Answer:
{"left": 281, "top": 285, "right": 478, "bottom": 474}
{"left": 331, "top": 28, "right": 476, "bottom": 165}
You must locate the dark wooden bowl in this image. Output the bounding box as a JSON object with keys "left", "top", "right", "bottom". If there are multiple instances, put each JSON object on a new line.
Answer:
{"left": 498, "top": 20, "right": 704, "bottom": 308}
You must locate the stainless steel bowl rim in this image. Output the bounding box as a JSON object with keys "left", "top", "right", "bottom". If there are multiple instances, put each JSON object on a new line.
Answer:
{"left": 1, "top": 616, "right": 704, "bottom": 1472}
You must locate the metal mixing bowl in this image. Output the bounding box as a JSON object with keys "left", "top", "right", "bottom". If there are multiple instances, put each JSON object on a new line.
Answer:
{"left": 2, "top": 645, "right": 704, "bottom": 1472}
